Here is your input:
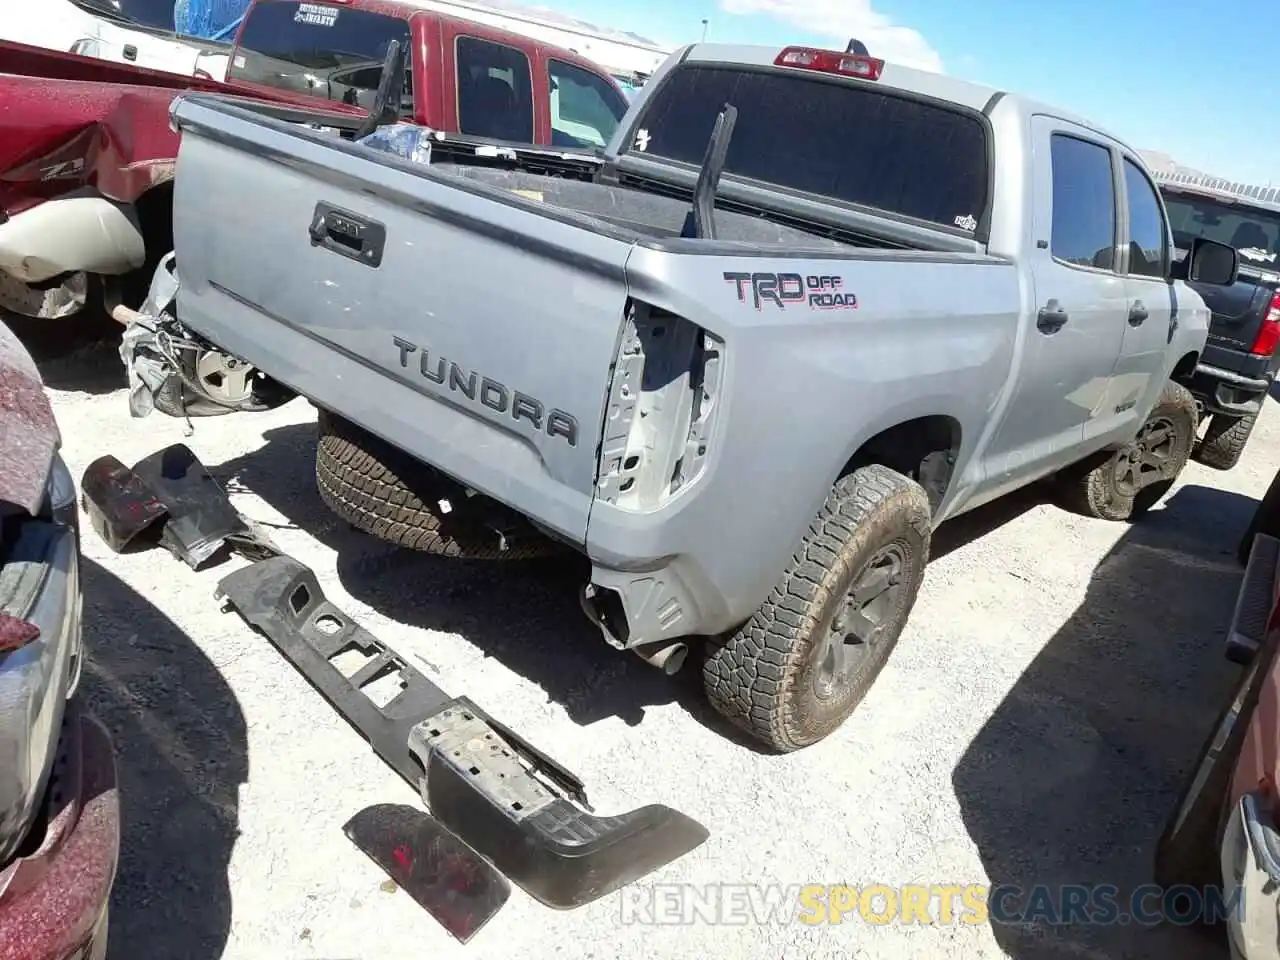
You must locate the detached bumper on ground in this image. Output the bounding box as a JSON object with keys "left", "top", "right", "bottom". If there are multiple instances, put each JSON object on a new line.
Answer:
{"left": 0, "top": 700, "right": 120, "bottom": 960}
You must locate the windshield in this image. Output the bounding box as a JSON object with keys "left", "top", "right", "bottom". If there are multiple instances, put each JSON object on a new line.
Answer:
{"left": 623, "top": 64, "right": 990, "bottom": 232}
{"left": 226, "top": 1, "right": 412, "bottom": 114}
{"left": 1164, "top": 192, "right": 1280, "bottom": 269}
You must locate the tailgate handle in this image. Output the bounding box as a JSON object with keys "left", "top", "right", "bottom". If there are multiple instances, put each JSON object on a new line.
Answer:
{"left": 308, "top": 203, "right": 385, "bottom": 267}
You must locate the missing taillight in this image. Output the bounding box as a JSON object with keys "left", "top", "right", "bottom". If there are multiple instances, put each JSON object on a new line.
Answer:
{"left": 596, "top": 303, "right": 725, "bottom": 511}
{"left": 1250, "top": 291, "right": 1280, "bottom": 358}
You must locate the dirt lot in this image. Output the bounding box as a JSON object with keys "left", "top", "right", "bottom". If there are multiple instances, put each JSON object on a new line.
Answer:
{"left": 35, "top": 338, "right": 1269, "bottom": 959}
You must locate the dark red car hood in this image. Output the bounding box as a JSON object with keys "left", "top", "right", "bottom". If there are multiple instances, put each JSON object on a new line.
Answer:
{"left": 0, "top": 322, "right": 58, "bottom": 517}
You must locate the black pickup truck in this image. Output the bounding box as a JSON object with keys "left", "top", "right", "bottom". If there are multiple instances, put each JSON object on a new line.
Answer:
{"left": 1160, "top": 181, "right": 1280, "bottom": 469}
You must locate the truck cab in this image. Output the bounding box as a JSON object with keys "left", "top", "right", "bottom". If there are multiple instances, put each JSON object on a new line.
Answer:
{"left": 223, "top": 0, "right": 632, "bottom": 148}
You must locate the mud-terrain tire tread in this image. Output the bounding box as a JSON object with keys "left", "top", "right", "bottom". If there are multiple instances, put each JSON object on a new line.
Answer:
{"left": 702, "top": 464, "right": 931, "bottom": 753}
{"left": 315, "top": 410, "right": 561, "bottom": 560}
{"left": 1194, "top": 411, "right": 1257, "bottom": 471}
{"left": 1059, "top": 380, "right": 1198, "bottom": 522}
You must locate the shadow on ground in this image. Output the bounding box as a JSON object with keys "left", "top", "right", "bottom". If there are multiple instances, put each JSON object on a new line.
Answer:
{"left": 2, "top": 309, "right": 125, "bottom": 394}
{"left": 952, "top": 484, "right": 1255, "bottom": 959}
{"left": 209, "top": 420, "right": 726, "bottom": 738}
{"left": 79, "top": 558, "right": 245, "bottom": 960}
{"left": 209, "top": 422, "right": 1090, "bottom": 750}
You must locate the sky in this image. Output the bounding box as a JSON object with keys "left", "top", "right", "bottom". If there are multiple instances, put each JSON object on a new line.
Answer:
{"left": 538, "top": 0, "right": 1277, "bottom": 187}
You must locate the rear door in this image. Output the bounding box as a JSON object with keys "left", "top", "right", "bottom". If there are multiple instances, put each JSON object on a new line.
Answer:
{"left": 1108, "top": 153, "right": 1177, "bottom": 428}
{"left": 986, "top": 118, "right": 1129, "bottom": 487}
{"left": 442, "top": 27, "right": 537, "bottom": 143}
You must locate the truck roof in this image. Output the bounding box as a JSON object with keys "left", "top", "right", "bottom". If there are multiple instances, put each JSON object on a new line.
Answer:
{"left": 679, "top": 42, "right": 1144, "bottom": 160}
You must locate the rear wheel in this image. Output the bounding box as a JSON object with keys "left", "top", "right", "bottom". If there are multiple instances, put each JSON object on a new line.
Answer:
{"left": 702, "top": 465, "right": 931, "bottom": 752}
{"left": 1058, "top": 381, "right": 1198, "bottom": 522}
{"left": 1194, "top": 411, "right": 1258, "bottom": 471}
{"left": 314, "top": 410, "right": 564, "bottom": 560}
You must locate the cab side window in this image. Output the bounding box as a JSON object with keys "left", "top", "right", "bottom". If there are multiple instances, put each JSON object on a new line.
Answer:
{"left": 455, "top": 36, "right": 533, "bottom": 143}
{"left": 1122, "top": 158, "right": 1170, "bottom": 279}
{"left": 1049, "top": 134, "right": 1116, "bottom": 271}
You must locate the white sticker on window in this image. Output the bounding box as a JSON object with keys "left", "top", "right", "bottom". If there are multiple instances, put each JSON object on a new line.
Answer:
{"left": 233, "top": 54, "right": 245, "bottom": 68}
{"left": 634, "top": 128, "right": 651, "bottom": 152}
{"left": 294, "top": 3, "right": 338, "bottom": 26}
{"left": 953, "top": 214, "right": 977, "bottom": 232}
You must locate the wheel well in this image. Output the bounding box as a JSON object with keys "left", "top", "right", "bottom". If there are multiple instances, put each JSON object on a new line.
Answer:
{"left": 114, "top": 182, "right": 175, "bottom": 308}
{"left": 841, "top": 415, "right": 961, "bottom": 515}
{"left": 1171, "top": 351, "right": 1199, "bottom": 384}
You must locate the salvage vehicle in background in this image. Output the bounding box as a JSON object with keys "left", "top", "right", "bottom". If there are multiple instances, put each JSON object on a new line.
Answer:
{"left": 129, "top": 41, "right": 1240, "bottom": 751}
{"left": 1158, "top": 179, "right": 1280, "bottom": 470}
{"left": 0, "top": 0, "right": 234, "bottom": 78}
{"left": 0, "top": 3, "right": 627, "bottom": 324}
{"left": 0, "top": 320, "right": 118, "bottom": 958}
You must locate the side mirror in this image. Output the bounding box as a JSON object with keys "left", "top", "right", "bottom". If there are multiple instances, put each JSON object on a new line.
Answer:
{"left": 1174, "top": 236, "right": 1239, "bottom": 286}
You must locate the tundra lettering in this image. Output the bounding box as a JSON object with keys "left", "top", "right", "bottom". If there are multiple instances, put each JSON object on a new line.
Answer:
{"left": 392, "top": 336, "right": 578, "bottom": 446}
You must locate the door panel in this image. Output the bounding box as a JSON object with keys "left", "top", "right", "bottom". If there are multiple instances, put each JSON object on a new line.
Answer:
{"left": 1098, "top": 154, "right": 1177, "bottom": 445}
{"left": 983, "top": 119, "right": 1128, "bottom": 492}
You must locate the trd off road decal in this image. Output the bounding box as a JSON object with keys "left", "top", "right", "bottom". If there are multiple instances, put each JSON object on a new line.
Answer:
{"left": 722, "top": 272, "right": 858, "bottom": 311}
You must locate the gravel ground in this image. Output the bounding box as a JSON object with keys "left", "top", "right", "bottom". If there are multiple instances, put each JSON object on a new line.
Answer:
{"left": 33, "top": 338, "right": 1273, "bottom": 960}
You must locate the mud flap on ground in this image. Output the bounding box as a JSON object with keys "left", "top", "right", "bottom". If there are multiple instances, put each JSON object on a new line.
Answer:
{"left": 79, "top": 444, "right": 278, "bottom": 569}
{"left": 215, "top": 555, "right": 709, "bottom": 915}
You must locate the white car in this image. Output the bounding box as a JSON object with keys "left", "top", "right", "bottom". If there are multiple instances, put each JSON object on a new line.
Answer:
{"left": 0, "top": 0, "right": 232, "bottom": 79}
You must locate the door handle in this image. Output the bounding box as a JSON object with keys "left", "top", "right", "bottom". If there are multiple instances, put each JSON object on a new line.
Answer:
{"left": 308, "top": 203, "right": 386, "bottom": 267}
{"left": 1129, "top": 301, "right": 1149, "bottom": 326}
{"left": 1036, "top": 300, "right": 1069, "bottom": 334}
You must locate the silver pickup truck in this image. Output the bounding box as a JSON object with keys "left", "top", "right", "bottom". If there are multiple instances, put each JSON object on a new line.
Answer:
{"left": 139, "top": 42, "right": 1239, "bottom": 752}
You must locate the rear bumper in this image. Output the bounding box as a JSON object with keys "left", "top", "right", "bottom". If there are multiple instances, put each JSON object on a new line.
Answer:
{"left": 0, "top": 702, "right": 121, "bottom": 960}
{"left": 0, "top": 189, "right": 144, "bottom": 284}
{"left": 1191, "top": 361, "right": 1272, "bottom": 418}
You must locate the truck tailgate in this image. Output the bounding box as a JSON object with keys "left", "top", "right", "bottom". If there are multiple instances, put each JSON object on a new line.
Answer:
{"left": 169, "top": 95, "right": 636, "bottom": 544}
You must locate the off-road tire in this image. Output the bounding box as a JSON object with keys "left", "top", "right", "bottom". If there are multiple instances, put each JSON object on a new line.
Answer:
{"left": 1059, "top": 380, "right": 1198, "bottom": 522}
{"left": 1194, "top": 411, "right": 1258, "bottom": 472}
{"left": 702, "top": 465, "right": 931, "bottom": 752}
{"left": 314, "top": 410, "right": 562, "bottom": 560}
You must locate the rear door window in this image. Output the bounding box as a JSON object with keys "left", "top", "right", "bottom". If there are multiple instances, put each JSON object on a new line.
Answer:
{"left": 1121, "top": 158, "right": 1169, "bottom": 279}
{"left": 625, "top": 64, "right": 989, "bottom": 231}
{"left": 1048, "top": 134, "right": 1117, "bottom": 270}
{"left": 547, "top": 59, "right": 628, "bottom": 148}
{"left": 227, "top": 1, "right": 412, "bottom": 115}
{"left": 455, "top": 36, "right": 533, "bottom": 142}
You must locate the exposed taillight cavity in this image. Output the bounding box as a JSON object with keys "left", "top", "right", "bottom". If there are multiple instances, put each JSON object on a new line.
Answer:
{"left": 1250, "top": 291, "right": 1280, "bottom": 358}
{"left": 774, "top": 46, "right": 885, "bottom": 81}
{"left": 596, "top": 302, "right": 724, "bottom": 512}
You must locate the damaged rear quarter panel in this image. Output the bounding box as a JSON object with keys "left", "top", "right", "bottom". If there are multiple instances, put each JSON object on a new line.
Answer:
{"left": 0, "top": 75, "right": 182, "bottom": 212}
